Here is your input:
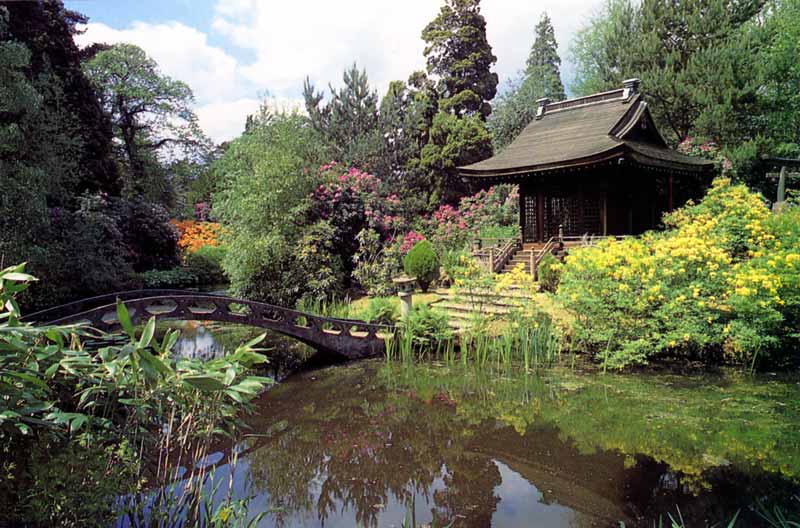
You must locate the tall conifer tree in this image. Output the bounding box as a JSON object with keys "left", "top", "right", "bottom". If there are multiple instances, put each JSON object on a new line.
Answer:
{"left": 421, "top": 0, "right": 498, "bottom": 120}
{"left": 526, "top": 13, "right": 565, "bottom": 101}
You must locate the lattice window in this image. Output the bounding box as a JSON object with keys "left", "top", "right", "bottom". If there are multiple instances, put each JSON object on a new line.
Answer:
{"left": 523, "top": 193, "right": 538, "bottom": 243}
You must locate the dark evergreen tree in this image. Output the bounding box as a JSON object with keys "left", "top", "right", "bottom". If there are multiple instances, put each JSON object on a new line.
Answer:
{"left": 570, "top": 0, "right": 767, "bottom": 144}
{"left": 1, "top": 0, "right": 119, "bottom": 198}
{"left": 421, "top": 0, "right": 499, "bottom": 120}
{"left": 490, "top": 12, "right": 566, "bottom": 150}
{"left": 526, "top": 12, "right": 565, "bottom": 101}
{"left": 303, "top": 63, "right": 381, "bottom": 169}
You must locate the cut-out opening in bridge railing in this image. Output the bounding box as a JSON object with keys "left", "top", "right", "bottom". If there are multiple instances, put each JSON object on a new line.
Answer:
{"left": 262, "top": 309, "right": 283, "bottom": 322}
{"left": 292, "top": 315, "right": 311, "bottom": 329}
{"left": 227, "top": 303, "right": 253, "bottom": 317}
{"left": 145, "top": 299, "right": 178, "bottom": 315}
{"left": 321, "top": 321, "right": 344, "bottom": 335}
{"left": 348, "top": 324, "right": 370, "bottom": 338}
{"left": 187, "top": 301, "right": 218, "bottom": 315}
{"left": 101, "top": 308, "right": 137, "bottom": 325}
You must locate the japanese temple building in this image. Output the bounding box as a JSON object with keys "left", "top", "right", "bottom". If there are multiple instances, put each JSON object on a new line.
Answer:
{"left": 459, "top": 79, "right": 716, "bottom": 245}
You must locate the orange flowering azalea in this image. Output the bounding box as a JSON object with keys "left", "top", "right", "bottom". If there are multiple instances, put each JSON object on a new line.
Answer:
{"left": 171, "top": 220, "right": 226, "bottom": 253}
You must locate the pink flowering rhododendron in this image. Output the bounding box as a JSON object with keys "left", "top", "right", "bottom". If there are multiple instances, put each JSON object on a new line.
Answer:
{"left": 400, "top": 231, "right": 426, "bottom": 253}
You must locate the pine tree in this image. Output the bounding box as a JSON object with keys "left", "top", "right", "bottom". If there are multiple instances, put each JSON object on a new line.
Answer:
{"left": 303, "top": 63, "right": 381, "bottom": 168}
{"left": 489, "top": 12, "right": 566, "bottom": 150}
{"left": 421, "top": 0, "right": 499, "bottom": 119}
{"left": 526, "top": 13, "right": 565, "bottom": 101}
{"left": 569, "top": 0, "right": 767, "bottom": 144}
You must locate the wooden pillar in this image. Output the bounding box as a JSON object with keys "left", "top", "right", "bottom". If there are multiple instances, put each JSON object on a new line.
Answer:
{"left": 668, "top": 174, "right": 674, "bottom": 212}
{"left": 519, "top": 184, "right": 526, "bottom": 242}
{"left": 537, "top": 191, "right": 544, "bottom": 242}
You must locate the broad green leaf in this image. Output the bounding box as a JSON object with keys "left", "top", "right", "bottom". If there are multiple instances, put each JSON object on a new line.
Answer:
{"left": 116, "top": 301, "right": 135, "bottom": 339}
{"left": 138, "top": 316, "right": 156, "bottom": 349}
{"left": 183, "top": 374, "right": 226, "bottom": 392}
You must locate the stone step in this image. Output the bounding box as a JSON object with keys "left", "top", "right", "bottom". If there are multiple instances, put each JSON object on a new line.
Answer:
{"left": 435, "top": 288, "right": 534, "bottom": 301}
{"left": 436, "top": 301, "right": 514, "bottom": 315}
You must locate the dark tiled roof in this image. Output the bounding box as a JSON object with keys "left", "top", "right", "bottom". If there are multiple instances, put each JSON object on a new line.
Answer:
{"left": 460, "top": 89, "right": 715, "bottom": 178}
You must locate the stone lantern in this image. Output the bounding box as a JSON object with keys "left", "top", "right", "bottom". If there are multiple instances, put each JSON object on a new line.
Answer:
{"left": 392, "top": 275, "right": 417, "bottom": 319}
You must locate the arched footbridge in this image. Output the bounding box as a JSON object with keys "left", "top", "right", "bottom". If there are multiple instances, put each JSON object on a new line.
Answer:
{"left": 24, "top": 290, "right": 393, "bottom": 360}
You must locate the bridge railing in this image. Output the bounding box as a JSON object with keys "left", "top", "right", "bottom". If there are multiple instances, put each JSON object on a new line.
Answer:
{"left": 25, "top": 291, "right": 394, "bottom": 360}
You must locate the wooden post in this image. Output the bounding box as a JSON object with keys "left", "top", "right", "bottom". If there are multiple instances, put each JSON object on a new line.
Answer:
{"left": 488, "top": 248, "right": 495, "bottom": 273}
{"left": 668, "top": 174, "right": 674, "bottom": 212}
{"left": 530, "top": 248, "right": 535, "bottom": 278}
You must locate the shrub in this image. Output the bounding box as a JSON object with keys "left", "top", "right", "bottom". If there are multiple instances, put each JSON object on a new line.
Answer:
{"left": 112, "top": 197, "right": 180, "bottom": 272}
{"left": 352, "top": 229, "right": 402, "bottom": 296}
{"left": 403, "top": 304, "right": 453, "bottom": 349}
{"left": 537, "top": 253, "right": 562, "bottom": 293}
{"left": 557, "top": 179, "right": 800, "bottom": 369}
{"left": 139, "top": 268, "right": 198, "bottom": 289}
{"left": 172, "top": 220, "right": 225, "bottom": 252}
{"left": 183, "top": 245, "right": 227, "bottom": 285}
{"left": 403, "top": 240, "right": 440, "bottom": 292}
{"left": 358, "top": 297, "right": 399, "bottom": 325}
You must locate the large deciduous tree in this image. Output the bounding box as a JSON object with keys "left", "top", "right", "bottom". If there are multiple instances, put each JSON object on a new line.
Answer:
{"left": 84, "top": 43, "right": 208, "bottom": 205}
{"left": 422, "top": 0, "right": 498, "bottom": 120}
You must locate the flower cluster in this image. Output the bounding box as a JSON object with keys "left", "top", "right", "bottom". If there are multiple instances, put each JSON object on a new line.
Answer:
{"left": 678, "top": 136, "right": 733, "bottom": 173}
{"left": 400, "top": 231, "right": 426, "bottom": 253}
{"left": 558, "top": 178, "right": 800, "bottom": 368}
{"left": 171, "top": 220, "right": 225, "bottom": 253}
{"left": 425, "top": 184, "right": 519, "bottom": 250}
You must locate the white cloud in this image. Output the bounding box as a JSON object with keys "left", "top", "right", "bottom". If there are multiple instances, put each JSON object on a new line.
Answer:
{"left": 74, "top": 1, "right": 603, "bottom": 143}
{"left": 194, "top": 96, "right": 304, "bottom": 142}
{"left": 212, "top": 0, "right": 600, "bottom": 98}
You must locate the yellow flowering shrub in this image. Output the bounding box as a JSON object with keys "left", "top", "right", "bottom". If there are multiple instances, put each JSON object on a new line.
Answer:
{"left": 558, "top": 179, "right": 800, "bottom": 368}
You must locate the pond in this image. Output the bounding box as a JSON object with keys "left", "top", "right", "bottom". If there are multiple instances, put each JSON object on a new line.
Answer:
{"left": 150, "top": 323, "right": 800, "bottom": 527}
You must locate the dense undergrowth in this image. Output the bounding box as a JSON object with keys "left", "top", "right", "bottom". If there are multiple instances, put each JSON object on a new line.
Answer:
{"left": 0, "top": 264, "right": 271, "bottom": 526}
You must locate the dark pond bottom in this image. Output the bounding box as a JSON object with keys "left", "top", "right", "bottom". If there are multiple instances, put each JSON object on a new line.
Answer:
{"left": 150, "top": 324, "right": 800, "bottom": 527}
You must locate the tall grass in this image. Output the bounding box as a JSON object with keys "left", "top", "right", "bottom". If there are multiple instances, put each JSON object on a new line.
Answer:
{"left": 386, "top": 303, "right": 561, "bottom": 371}
{"left": 296, "top": 296, "right": 353, "bottom": 319}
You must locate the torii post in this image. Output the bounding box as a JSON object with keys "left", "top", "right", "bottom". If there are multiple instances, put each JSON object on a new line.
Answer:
{"left": 763, "top": 157, "right": 800, "bottom": 210}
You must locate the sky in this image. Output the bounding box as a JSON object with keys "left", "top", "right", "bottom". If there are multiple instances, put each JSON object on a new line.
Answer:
{"left": 66, "top": 0, "right": 603, "bottom": 144}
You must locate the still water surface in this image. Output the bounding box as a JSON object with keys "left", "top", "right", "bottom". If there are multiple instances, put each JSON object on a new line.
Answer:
{"left": 162, "top": 322, "right": 800, "bottom": 527}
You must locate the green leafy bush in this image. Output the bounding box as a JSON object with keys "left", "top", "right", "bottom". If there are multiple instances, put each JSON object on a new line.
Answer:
{"left": 403, "top": 304, "right": 453, "bottom": 349}
{"left": 352, "top": 228, "right": 402, "bottom": 296}
{"left": 403, "top": 240, "right": 440, "bottom": 292}
{"left": 0, "top": 264, "right": 271, "bottom": 524}
{"left": 139, "top": 268, "right": 198, "bottom": 289}
{"left": 184, "top": 244, "right": 227, "bottom": 285}
{"left": 358, "top": 297, "right": 399, "bottom": 325}
{"left": 537, "top": 252, "right": 562, "bottom": 293}
{"left": 558, "top": 179, "right": 800, "bottom": 369}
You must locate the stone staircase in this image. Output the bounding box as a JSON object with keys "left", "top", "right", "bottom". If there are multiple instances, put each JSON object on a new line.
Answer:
{"left": 500, "top": 243, "right": 572, "bottom": 275}
{"left": 431, "top": 286, "right": 536, "bottom": 330}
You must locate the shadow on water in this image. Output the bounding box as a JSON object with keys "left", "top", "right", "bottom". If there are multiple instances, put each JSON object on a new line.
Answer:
{"left": 135, "top": 329, "right": 800, "bottom": 528}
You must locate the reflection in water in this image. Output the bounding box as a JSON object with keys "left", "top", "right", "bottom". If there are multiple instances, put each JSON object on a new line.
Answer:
{"left": 161, "top": 321, "right": 319, "bottom": 379}
{"left": 182, "top": 361, "right": 800, "bottom": 527}
{"left": 145, "top": 320, "right": 800, "bottom": 526}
